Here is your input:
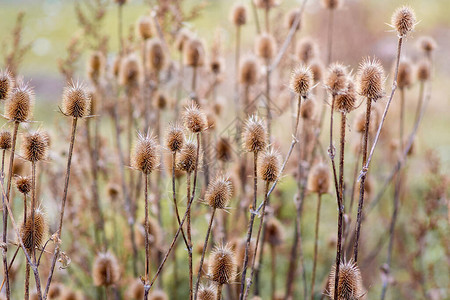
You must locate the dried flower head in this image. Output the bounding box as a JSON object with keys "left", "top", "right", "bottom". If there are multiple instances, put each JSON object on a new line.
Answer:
{"left": 175, "top": 28, "right": 192, "bottom": 52}
{"left": 92, "top": 252, "right": 120, "bottom": 286}
{"left": 265, "top": 218, "right": 284, "bottom": 246}
{"left": 209, "top": 243, "right": 237, "bottom": 285}
{"left": 62, "top": 81, "right": 91, "bottom": 118}
{"left": 137, "top": 15, "right": 153, "bottom": 40}
{"left": 321, "top": 0, "right": 341, "bottom": 9}
{"left": 328, "top": 260, "right": 365, "bottom": 300}
{"left": 183, "top": 103, "right": 207, "bottom": 133}
{"left": 231, "top": 4, "right": 247, "bottom": 26}
{"left": 391, "top": 6, "right": 416, "bottom": 37}
{"left": 258, "top": 148, "right": 281, "bottom": 182}
{"left": 335, "top": 80, "right": 356, "bottom": 113}
{"left": 205, "top": 176, "right": 233, "bottom": 209}
{"left": 326, "top": 63, "right": 348, "bottom": 96}
{"left": 242, "top": 115, "right": 267, "bottom": 153}
{"left": 61, "top": 289, "right": 82, "bottom": 300}
{"left": 16, "top": 175, "right": 32, "bottom": 195}
{"left": 177, "top": 140, "right": 197, "bottom": 173}
{"left": 397, "top": 59, "right": 413, "bottom": 89}
{"left": 253, "top": 0, "right": 279, "bottom": 9}
{"left": 113, "top": 55, "right": 121, "bottom": 78}
{"left": 296, "top": 37, "right": 318, "bottom": 63}
{"left": 119, "top": 54, "right": 142, "bottom": 87}
{"left": 216, "top": 137, "right": 233, "bottom": 162}
{"left": 357, "top": 58, "right": 385, "bottom": 100}
{"left": 290, "top": 65, "right": 313, "bottom": 96}
{"left": 285, "top": 9, "right": 301, "bottom": 31}
{"left": 132, "top": 133, "right": 159, "bottom": 174}
{"left": 166, "top": 123, "right": 184, "bottom": 153}
{"left": 126, "top": 279, "right": 144, "bottom": 300}
{"left": 255, "top": 33, "right": 277, "bottom": 61}
{"left": 149, "top": 290, "right": 168, "bottom": 300}
{"left": 0, "top": 70, "right": 14, "bottom": 101}
{"left": 308, "top": 163, "right": 330, "bottom": 194}
{"left": 239, "top": 56, "right": 259, "bottom": 86}
{"left": 0, "top": 131, "right": 12, "bottom": 150}
{"left": 5, "top": 82, "right": 34, "bottom": 122}
{"left": 20, "top": 208, "right": 47, "bottom": 251}
{"left": 136, "top": 217, "right": 161, "bottom": 248}
{"left": 115, "top": 0, "right": 128, "bottom": 5}
{"left": 417, "top": 59, "right": 431, "bottom": 82}
{"left": 309, "top": 59, "right": 324, "bottom": 83}
{"left": 417, "top": 36, "right": 436, "bottom": 54}
{"left": 22, "top": 131, "right": 49, "bottom": 162}
{"left": 48, "top": 282, "right": 63, "bottom": 299}
{"left": 87, "top": 51, "right": 105, "bottom": 83}
{"left": 184, "top": 38, "right": 205, "bottom": 67}
{"left": 354, "top": 110, "right": 366, "bottom": 133}
{"left": 198, "top": 284, "right": 217, "bottom": 300}
{"left": 146, "top": 38, "right": 166, "bottom": 72}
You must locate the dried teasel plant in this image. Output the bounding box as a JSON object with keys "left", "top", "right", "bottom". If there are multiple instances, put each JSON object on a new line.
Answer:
{"left": 209, "top": 243, "right": 237, "bottom": 299}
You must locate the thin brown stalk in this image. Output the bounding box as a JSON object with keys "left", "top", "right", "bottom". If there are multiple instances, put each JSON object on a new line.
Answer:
{"left": 217, "top": 284, "right": 223, "bottom": 300}
{"left": 1, "top": 148, "right": 10, "bottom": 299}
{"left": 25, "top": 260, "right": 30, "bottom": 300}
{"left": 250, "top": 0, "right": 261, "bottom": 34}
{"left": 311, "top": 193, "right": 322, "bottom": 300}
{"left": 175, "top": 54, "right": 183, "bottom": 119}
{"left": 265, "top": 8, "right": 270, "bottom": 33}
{"left": 326, "top": 8, "right": 334, "bottom": 65}
{"left": 118, "top": 4, "right": 123, "bottom": 55}
{"left": 171, "top": 152, "right": 189, "bottom": 247}
{"left": 266, "top": 59, "right": 272, "bottom": 141}
{"left": 144, "top": 173, "right": 150, "bottom": 299}
{"left": 187, "top": 172, "right": 193, "bottom": 300}
{"left": 271, "top": 244, "right": 276, "bottom": 300}
{"left": 192, "top": 66, "right": 197, "bottom": 97}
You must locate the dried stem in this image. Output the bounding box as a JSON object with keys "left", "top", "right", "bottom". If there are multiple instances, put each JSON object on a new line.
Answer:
{"left": 327, "top": 8, "right": 334, "bottom": 65}
{"left": 311, "top": 193, "right": 322, "bottom": 300}
{"left": 216, "top": 284, "right": 223, "bottom": 300}
{"left": 144, "top": 173, "right": 150, "bottom": 296}
{"left": 171, "top": 152, "right": 189, "bottom": 247}
{"left": 187, "top": 172, "right": 193, "bottom": 300}
{"left": 250, "top": 0, "right": 261, "bottom": 34}
{"left": 270, "top": 244, "right": 276, "bottom": 300}
{"left": 1, "top": 148, "right": 10, "bottom": 299}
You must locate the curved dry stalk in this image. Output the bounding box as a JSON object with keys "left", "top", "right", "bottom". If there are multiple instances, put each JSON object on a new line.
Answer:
{"left": 326, "top": 8, "right": 334, "bottom": 65}
{"left": 310, "top": 193, "right": 322, "bottom": 300}
{"left": 143, "top": 173, "right": 150, "bottom": 300}
{"left": 250, "top": 0, "right": 261, "bottom": 34}
{"left": 1, "top": 148, "right": 10, "bottom": 299}
{"left": 186, "top": 172, "right": 193, "bottom": 300}
{"left": 171, "top": 152, "right": 189, "bottom": 247}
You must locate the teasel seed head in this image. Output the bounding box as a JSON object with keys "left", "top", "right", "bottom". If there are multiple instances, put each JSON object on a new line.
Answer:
{"left": 137, "top": 15, "right": 153, "bottom": 40}
{"left": 62, "top": 81, "right": 91, "bottom": 118}
{"left": 357, "top": 57, "right": 385, "bottom": 101}
{"left": 308, "top": 162, "right": 330, "bottom": 195}
{"left": 149, "top": 290, "right": 168, "bottom": 300}
{"left": 61, "top": 289, "right": 82, "bottom": 300}
{"left": 132, "top": 132, "right": 159, "bottom": 174}
{"left": 136, "top": 217, "right": 161, "bottom": 248}
{"left": 22, "top": 131, "right": 49, "bottom": 162}
{"left": 265, "top": 218, "right": 284, "bottom": 246}
{"left": 156, "top": 92, "right": 168, "bottom": 110}
{"left": 0, "top": 131, "right": 12, "bottom": 150}
{"left": 216, "top": 137, "right": 233, "bottom": 162}
{"left": 113, "top": 55, "right": 121, "bottom": 78}
{"left": 255, "top": 33, "right": 277, "bottom": 61}
{"left": 166, "top": 123, "right": 185, "bottom": 153}
{"left": 397, "top": 59, "right": 414, "bottom": 89}
{"left": 354, "top": 110, "right": 366, "bottom": 133}
{"left": 119, "top": 53, "right": 142, "bottom": 88}
{"left": 326, "top": 63, "right": 348, "bottom": 96}
{"left": 231, "top": 4, "right": 247, "bottom": 26}
{"left": 417, "top": 59, "right": 431, "bottom": 82}
{"left": 115, "top": 0, "right": 128, "bottom": 5}
{"left": 391, "top": 6, "right": 416, "bottom": 37}
{"left": 146, "top": 38, "right": 166, "bottom": 72}
{"left": 296, "top": 38, "right": 318, "bottom": 64}
{"left": 242, "top": 115, "right": 267, "bottom": 153}
{"left": 15, "top": 175, "right": 32, "bottom": 195}
{"left": 300, "top": 97, "right": 315, "bottom": 120}
{"left": 177, "top": 140, "right": 197, "bottom": 173}
{"left": 5, "top": 82, "right": 34, "bottom": 122}
{"left": 198, "top": 284, "right": 217, "bottom": 300}
{"left": 321, "top": 0, "right": 341, "bottom": 9}
{"left": 205, "top": 176, "right": 233, "bottom": 209}
{"left": 175, "top": 28, "right": 192, "bottom": 52}
{"left": 290, "top": 64, "right": 313, "bottom": 97}
{"left": 0, "top": 69, "right": 14, "bottom": 101}
{"left": 87, "top": 51, "right": 105, "bottom": 83}
{"left": 184, "top": 38, "right": 205, "bottom": 67}
{"left": 92, "top": 251, "right": 120, "bottom": 286}
{"left": 334, "top": 79, "right": 357, "bottom": 114}
{"left": 20, "top": 208, "right": 47, "bottom": 251}
{"left": 239, "top": 56, "right": 259, "bottom": 86}
{"left": 183, "top": 102, "right": 207, "bottom": 133}
{"left": 253, "top": 0, "right": 279, "bottom": 9}
{"left": 126, "top": 279, "right": 144, "bottom": 300}
{"left": 417, "top": 36, "right": 436, "bottom": 55}
{"left": 285, "top": 9, "right": 301, "bottom": 31}
{"left": 258, "top": 148, "right": 281, "bottom": 182}
{"left": 209, "top": 243, "right": 237, "bottom": 285}
{"left": 48, "top": 282, "right": 62, "bottom": 299}
{"left": 309, "top": 59, "right": 324, "bottom": 83}
{"left": 328, "top": 260, "right": 365, "bottom": 300}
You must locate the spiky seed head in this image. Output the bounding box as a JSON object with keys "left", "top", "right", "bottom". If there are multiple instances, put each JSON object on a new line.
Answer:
{"left": 396, "top": 59, "right": 413, "bottom": 89}
{"left": 87, "top": 51, "right": 105, "bottom": 83}
{"left": 231, "top": 4, "right": 247, "bottom": 26}
{"left": 255, "top": 33, "right": 277, "bottom": 60}
{"left": 126, "top": 279, "right": 144, "bottom": 300}
{"left": 290, "top": 65, "right": 313, "bottom": 96}
{"left": 417, "top": 59, "right": 431, "bottom": 82}
{"left": 177, "top": 141, "right": 197, "bottom": 173}
{"left": 265, "top": 218, "right": 284, "bottom": 246}
{"left": 334, "top": 79, "right": 356, "bottom": 113}
{"left": 198, "top": 284, "right": 217, "bottom": 300}
{"left": 328, "top": 260, "right": 365, "bottom": 300}
{"left": 209, "top": 243, "right": 237, "bottom": 285}
{"left": 62, "top": 82, "right": 91, "bottom": 118}
{"left": 20, "top": 208, "right": 47, "bottom": 251}
{"left": 296, "top": 37, "right": 318, "bottom": 63}
{"left": 137, "top": 15, "right": 153, "bottom": 40}
{"left": 156, "top": 92, "right": 168, "bottom": 110}
{"left": 285, "top": 9, "right": 301, "bottom": 31}
{"left": 258, "top": 149, "right": 281, "bottom": 182}
{"left": 309, "top": 59, "right": 324, "bottom": 83}
{"left": 4, "top": 82, "right": 34, "bottom": 122}
{"left": 132, "top": 133, "right": 159, "bottom": 174}
{"left": 321, "top": 0, "right": 341, "bottom": 9}
{"left": 184, "top": 38, "right": 205, "bottom": 67}
{"left": 136, "top": 217, "right": 161, "bottom": 248}
{"left": 242, "top": 115, "right": 267, "bottom": 153}
{"left": 92, "top": 252, "right": 120, "bottom": 286}
{"left": 239, "top": 56, "right": 259, "bottom": 86}
{"left": 48, "top": 282, "right": 62, "bottom": 298}
{"left": 301, "top": 97, "right": 315, "bottom": 119}
{"left": 391, "top": 6, "right": 416, "bottom": 37}
{"left": 175, "top": 28, "right": 192, "bottom": 52}
{"left": 183, "top": 103, "right": 207, "bottom": 133}
{"left": 354, "top": 110, "right": 366, "bottom": 133}
{"left": 15, "top": 176, "right": 32, "bottom": 195}
{"left": 0, "top": 131, "right": 12, "bottom": 150}
{"left": 417, "top": 36, "right": 436, "bottom": 54}
{"left": 61, "top": 289, "right": 82, "bottom": 300}
{"left": 308, "top": 163, "right": 330, "bottom": 194}
{"left": 119, "top": 54, "right": 142, "bottom": 87}
{"left": 216, "top": 137, "right": 233, "bottom": 162}
{"left": 357, "top": 58, "right": 385, "bottom": 100}
{"left": 0, "top": 70, "right": 14, "bottom": 101}
{"left": 235, "top": 238, "right": 255, "bottom": 270}
{"left": 115, "top": 0, "right": 128, "bottom": 5}
{"left": 146, "top": 38, "right": 166, "bottom": 72}
{"left": 22, "top": 132, "right": 49, "bottom": 162}
{"left": 166, "top": 124, "right": 184, "bottom": 153}
{"left": 149, "top": 290, "right": 168, "bottom": 300}
{"left": 253, "top": 0, "right": 279, "bottom": 9}
{"left": 205, "top": 176, "right": 233, "bottom": 209}
{"left": 326, "top": 63, "right": 348, "bottom": 96}
{"left": 113, "top": 55, "right": 121, "bottom": 78}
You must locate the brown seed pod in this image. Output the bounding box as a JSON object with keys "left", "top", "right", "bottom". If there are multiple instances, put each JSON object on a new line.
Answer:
{"left": 235, "top": 238, "right": 255, "bottom": 270}
{"left": 166, "top": 123, "right": 185, "bottom": 153}
{"left": 264, "top": 218, "right": 284, "bottom": 246}
{"left": 308, "top": 163, "right": 330, "bottom": 195}
{"left": 135, "top": 217, "right": 161, "bottom": 248}
{"left": 285, "top": 8, "right": 301, "bottom": 31}
{"left": 209, "top": 243, "right": 237, "bottom": 285}
{"left": 290, "top": 65, "right": 313, "bottom": 97}
{"left": 146, "top": 38, "right": 166, "bottom": 72}
{"left": 4, "top": 82, "right": 34, "bottom": 122}
{"left": 119, "top": 54, "right": 142, "bottom": 88}
{"left": 113, "top": 55, "right": 121, "bottom": 78}
{"left": 216, "top": 137, "right": 233, "bottom": 162}
{"left": 0, "top": 131, "right": 12, "bottom": 150}
{"left": 48, "top": 282, "right": 63, "bottom": 299}
{"left": 417, "top": 36, "right": 436, "bottom": 54}
{"left": 334, "top": 79, "right": 356, "bottom": 113}
{"left": 198, "top": 284, "right": 217, "bottom": 300}
{"left": 326, "top": 63, "right": 348, "bottom": 96}
{"left": 357, "top": 57, "right": 385, "bottom": 101}
{"left": 396, "top": 59, "right": 413, "bottom": 89}
{"left": 321, "top": 0, "right": 341, "bottom": 9}
{"left": 137, "top": 15, "right": 153, "bottom": 40}
{"left": 391, "top": 6, "right": 416, "bottom": 37}
{"left": 242, "top": 115, "right": 267, "bottom": 153}
{"left": 183, "top": 103, "right": 207, "bottom": 133}
{"left": 126, "top": 279, "right": 144, "bottom": 300}
{"left": 231, "top": 4, "right": 247, "bottom": 26}
{"left": 354, "top": 110, "right": 366, "bottom": 133}
{"left": 115, "top": 0, "right": 128, "bottom": 5}
{"left": 15, "top": 175, "right": 32, "bottom": 195}
{"left": 22, "top": 131, "right": 49, "bottom": 162}
{"left": 417, "top": 59, "right": 431, "bottom": 82}
{"left": 155, "top": 91, "right": 168, "bottom": 110}
{"left": 20, "top": 208, "right": 47, "bottom": 251}
{"left": 258, "top": 148, "right": 281, "bottom": 182}
{"left": 309, "top": 59, "right": 324, "bottom": 83}
{"left": 149, "top": 290, "right": 168, "bottom": 300}
{"left": 328, "top": 260, "right": 365, "bottom": 300}
{"left": 87, "top": 51, "right": 105, "bottom": 83}
{"left": 177, "top": 140, "right": 197, "bottom": 173}
{"left": 205, "top": 176, "right": 233, "bottom": 209}
{"left": 132, "top": 133, "right": 159, "bottom": 174}
{"left": 296, "top": 37, "right": 318, "bottom": 64}
{"left": 300, "top": 97, "right": 315, "bottom": 120}
{"left": 0, "top": 69, "right": 14, "bottom": 101}
{"left": 61, "top": 289, "right": 82, "bottom": 300}
{"left": 175, "top": 28, "right": 192, "bottom": 52}
{"left": 62, "top": 82, "right": 91, "bottom": 118}
{"left": 255, "top": 33, "right": 277, "bottom": 61}
{"left": 184, "top": 38, "right": 205, "bottom": 67}
{"left": 92, "top": 251, "right": 120, "bottom": 286}
{"left": 239, "top": 56, "right": 259, "bottom": 86}
{"left": 253, "top": 0, "right": 279, "bottom": 9}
